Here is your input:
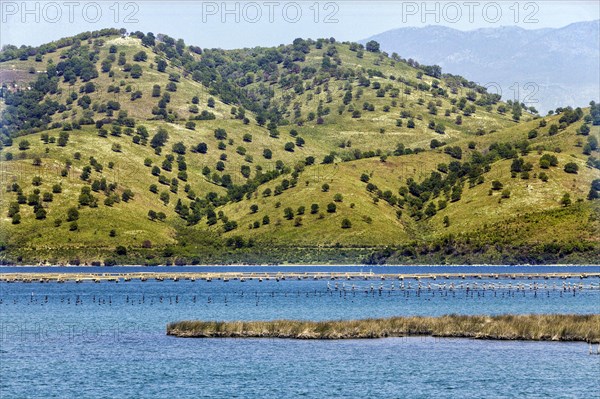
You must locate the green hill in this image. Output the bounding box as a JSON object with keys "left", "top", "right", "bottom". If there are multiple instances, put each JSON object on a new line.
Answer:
{"left": 1, "top": 29, "right": 598, "bottom": 265}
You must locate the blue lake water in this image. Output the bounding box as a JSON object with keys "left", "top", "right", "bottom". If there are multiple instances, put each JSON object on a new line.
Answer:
{"left": 1, "top": 267, "right": 599, "bottom": 398}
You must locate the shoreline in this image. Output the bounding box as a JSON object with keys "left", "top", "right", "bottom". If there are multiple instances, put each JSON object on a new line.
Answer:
{"left": 166, "top": 314, "right": 600, "bottom": 342}
{"left": 2, "top": 264, "right": 600, "bottom": 268}
{"left": 2, "top": 271, "right": 600, "bottom": 283}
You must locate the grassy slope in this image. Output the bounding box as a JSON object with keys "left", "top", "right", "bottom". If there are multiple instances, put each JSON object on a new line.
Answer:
{"left": 218, "top": 113, "right": 599, "bottom": 250}
{"left": 0, "top": 35, "right": 598, "bottom": 264}
{"left": 261, "top": 44, "right": 519, "bottom": 153}
{"left": 215, "top": 152, "right": 447, "bottom": 246}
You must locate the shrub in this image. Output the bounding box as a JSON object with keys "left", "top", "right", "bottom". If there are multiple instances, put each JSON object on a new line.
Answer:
{"left": 67, "top": 207, "right": 79, "bottom": 221}
{"left": 223, "top": 220, "right": 238, "bottom": 232}
{"left": 564, "top": 162, "right": 579, "bottom": 174}
{"left": 284, "top": 207, "right": 294, "bottom": 220}
{"left": 166, "top": 82, "right": 177, "bottom": 92}
{"left": 214, "top": 128, "right": 227, "bottom": 140}
{"left": 35, "top": 208, "right": 47, "bottom": 219}
{"left": 196, "top": 142, "right": 208, "bottom": 154}
{"left": 284, "top": 142, "right": 295, "bottom": 152}
{"left": 172, "top": 142, "right": 186, "bottom": 154}
{"left": 130, "top": 90, "right": 142, "bottom": 101}
{"left": 18, "top": 140, "right": 30, "bottom": 150}
{"left": 121, "top": 189, "right": 134, "bottom": 202}
{"left": 528, "top": 130, "right": 538, "bottom": 139}
{"left": 540, "top": 154, "right": 558, "bottom": 168}
{"left": 160, "top": 191, "right": 170, "bottom": 205}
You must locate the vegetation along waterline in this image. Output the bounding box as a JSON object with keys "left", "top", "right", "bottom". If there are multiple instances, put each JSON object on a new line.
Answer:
{"left": 167, "top": 314, "right": 600, "bottom": 341}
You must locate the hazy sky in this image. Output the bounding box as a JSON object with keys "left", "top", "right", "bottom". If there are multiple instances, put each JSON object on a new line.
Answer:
{"left": 1, "top": 1, "right": 599, "bottom": 48}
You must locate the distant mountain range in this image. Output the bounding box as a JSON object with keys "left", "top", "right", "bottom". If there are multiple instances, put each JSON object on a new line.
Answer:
{"left": 361, "top": 20, "right": 600, "bottom": 113}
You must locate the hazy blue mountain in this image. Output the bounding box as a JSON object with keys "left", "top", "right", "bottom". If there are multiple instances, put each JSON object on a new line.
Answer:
{"left": 361, "top": 21, "right": 600, "bottom": 113}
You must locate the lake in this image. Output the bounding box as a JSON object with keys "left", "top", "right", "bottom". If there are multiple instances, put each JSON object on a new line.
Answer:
{"left": 1, "top": 266, "right": 599, "bottom": 398}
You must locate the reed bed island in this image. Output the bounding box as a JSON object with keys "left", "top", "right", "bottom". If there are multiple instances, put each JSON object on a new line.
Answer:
{"left": 167, "top": 314, "right": 600, "bottom": 342}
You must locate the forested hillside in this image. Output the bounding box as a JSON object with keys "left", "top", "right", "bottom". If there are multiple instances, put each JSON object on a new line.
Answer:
{"left": 1, "top": 29, "right": 598, "bottom": 265}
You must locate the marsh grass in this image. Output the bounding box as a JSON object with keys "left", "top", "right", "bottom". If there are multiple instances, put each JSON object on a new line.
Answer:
{"left": 167, "top": 314, "right": 600, "bottom": 342}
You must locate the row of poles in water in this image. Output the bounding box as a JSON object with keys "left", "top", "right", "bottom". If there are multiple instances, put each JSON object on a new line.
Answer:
{"left": 4, "top": 273, "right": 600, "bottom": 284}
{"left": 326, "top": 281, "right": 598, "bottom": 291}
{"left": 2, "top": 280, "right": 598, "bottom": 306}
